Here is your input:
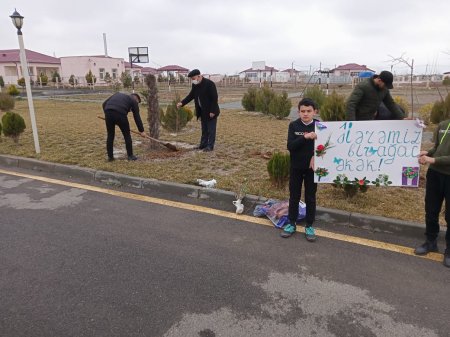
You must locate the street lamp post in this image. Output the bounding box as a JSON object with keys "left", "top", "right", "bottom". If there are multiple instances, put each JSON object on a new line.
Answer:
{"left": 10, "top": 9, "right": 40, "bottom": 154}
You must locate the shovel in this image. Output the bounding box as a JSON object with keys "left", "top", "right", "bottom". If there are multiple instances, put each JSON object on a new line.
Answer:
{"left": 97, "top": 116, "right": 178, "bottom": 151}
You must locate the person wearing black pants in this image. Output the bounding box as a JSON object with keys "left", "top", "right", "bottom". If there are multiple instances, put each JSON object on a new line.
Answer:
{"left": 177, "top": 69, "right": 220, "bottom": 152}
{"left": 415, "top": 119, "right": 450, "bottom": 267}
{"left": 281, "top": 98, "right": 319, "bottom": 242}
{"left": 102, "top": 92, "right": 145, "bottom": 161}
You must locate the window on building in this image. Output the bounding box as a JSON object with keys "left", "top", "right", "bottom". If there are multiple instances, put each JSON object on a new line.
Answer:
{"left": 99, "top": 68, "right": 105, "bottom": 80}
{"left": 112, "top": 68, "right": 118, "bottom": 79}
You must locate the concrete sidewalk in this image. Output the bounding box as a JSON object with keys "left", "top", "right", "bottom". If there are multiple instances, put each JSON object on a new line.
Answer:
{"left": 0, "top": 154, "right": 427, "bottom": 239}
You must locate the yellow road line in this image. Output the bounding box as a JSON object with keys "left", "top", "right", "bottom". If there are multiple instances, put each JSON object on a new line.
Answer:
{"left": 0, "top": 168, "right": 443, "bottom": 263}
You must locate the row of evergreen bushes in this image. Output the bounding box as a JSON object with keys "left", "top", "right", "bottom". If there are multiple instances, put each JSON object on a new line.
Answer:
{"left": 241, "top": 86, "right": 292, "bottom": 119}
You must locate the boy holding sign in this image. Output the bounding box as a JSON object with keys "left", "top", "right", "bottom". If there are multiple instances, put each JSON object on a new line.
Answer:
{"left": 281, "top": 98, "right": 319, "bottom": 242}
{"left": 415, "top": 120, "right": 450, "bottom": 268}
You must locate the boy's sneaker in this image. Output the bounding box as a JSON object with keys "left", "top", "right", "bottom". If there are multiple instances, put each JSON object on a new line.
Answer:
{"left": 280, "top": 224, "right": 296, "bottom": 238}
{"left": 128, "top": 155, "right": 138, "bottom": 161}
{"left": 305, "top": 226, "right": 316, "bottom": 242}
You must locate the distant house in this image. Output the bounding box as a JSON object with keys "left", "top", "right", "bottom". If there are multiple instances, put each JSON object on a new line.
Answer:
{"left": 239, "top": 65, "right": 278, "bottom": 83}
{"left": 60, "top": 55, "right": 125, "bottom": 85}
{"left": 331, "top": 63, "right": 375, "bottom": 77}
{"left": 444, "top": 71, "right": 450, "bottom": 79}
{"left": 141, "top": 66, "right": 159, "bottom": 76}
{"left": 157, "top": 65, "right": 189, "bottom": 79}
{"left": 124, "top": 62, "right": 143, "bottom": 80}
{"left": 0, "top": 49, "right": 61, "bottom": 85}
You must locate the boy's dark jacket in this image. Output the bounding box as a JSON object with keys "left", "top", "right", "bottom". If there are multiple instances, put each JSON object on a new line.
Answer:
{"left": 181, "top": 78, "right": 220, "bottom": 120}
{"left": 287, "top": 118, "right": 319, "bottom": 169}
{"left": 102, "top": 92, "right": 144, "bottom": 132}
{"left": 428, "top": 119, "right": 450, "bottom": 175}
{"left": 346, "top": 77, "right": 404, "bottom": 121}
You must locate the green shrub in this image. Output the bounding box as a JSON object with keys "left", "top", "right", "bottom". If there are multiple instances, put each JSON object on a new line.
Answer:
{"left": 0, "top": 121, "right": 2, "bottom": 137}
{"left": 85, "top": 70, "right": 96, "bottom": 85}
{"left": 0, "top": 93, "right": 15, "bottom": 112}
{"left": 393, "top": 96, "right": 409, "bottom": 114}
{"left": 121, "top": 72, "right": 132, "bottom": 88}
{"left": 161, "top": 98, "right": 192, "bottom": 132}
{"left": 7, "top": 84, "right": 20, "bottom": 96}
{"left": 17, "top": 77, "right": 26, "bottom": 88}
{"left": 69, "top": 74, "right": 77, "bottom": 87}
{"left": 303, "top": 85, "right": 326, "bottom": 109}
{"left": 255, "top": 86, "right": 275, "bottom": 114}
{"left": 418, "top": 103, "right": 434, "bottom": 125}
{"left": 443, "top": 77, "right": 450, "bottom": 86}
{"left": 2, "top": 112, "right": 26, "bottom": 143}
{"left": 267, "top": 151, "right": 290, "bottom": 188}
{"left": 51, "top": 71, "right": 61, "bottom": 83}
{"left": 242, "top": 87, "right": 257, "bottom": 111}
{"left": 0, "top": 76, "right": 4, "bottom": 89}
{"left": 430, "top": 93, "right": 450, "bottom": 124}
{"left": 320, "top": 90, "right": 346, "bottom": 121}
{"left": 268, "top": 91, "right": 292, "bottom": 119}
{"left": 38, "top": 73, "right": 48, "bottom": 85}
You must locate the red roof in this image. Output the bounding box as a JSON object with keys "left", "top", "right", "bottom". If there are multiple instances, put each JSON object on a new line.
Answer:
{"left": 141, "top": 67, "right": 158, "bottom": 75}
{"left": 240, "top": 66, "right": 278, "bottom": 73}
{"left": 157, "top": 65, "right": 189, "bottom": 72}
{"left": 332, "top": 63, "right": 374, "bottom": 72}
{"left": 124, "top": 62, "right": 143, "bottom": 69}
{"left": 281, "top": 68, "right": 301, "bottom": 73}
{"left": 0, "top": 49, "right": 60, "bottom": 64}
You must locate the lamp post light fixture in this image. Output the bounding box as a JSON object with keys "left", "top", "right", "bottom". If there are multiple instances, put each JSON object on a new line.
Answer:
{"left": 10, "top": 9, "right": 40, "bottom": 154}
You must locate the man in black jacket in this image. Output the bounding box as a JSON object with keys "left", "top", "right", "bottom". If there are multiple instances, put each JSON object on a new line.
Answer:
{"left": 102, "top": 92, "right": 146, "bottom": 161}
{"left": 177, "top": 69, "right": 220, "bottom": 152}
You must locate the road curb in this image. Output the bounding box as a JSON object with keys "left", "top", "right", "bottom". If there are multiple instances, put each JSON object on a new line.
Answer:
{"left": 0, "top": 154, "right": 425, "bottom": 236}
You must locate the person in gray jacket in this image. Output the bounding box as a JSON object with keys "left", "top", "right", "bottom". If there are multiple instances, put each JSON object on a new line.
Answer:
{"left": 346, "top": 71, "right": 405, "bottom": 121}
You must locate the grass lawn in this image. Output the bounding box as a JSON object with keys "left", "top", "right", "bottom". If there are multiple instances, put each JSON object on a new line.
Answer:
{"left": 0, "top": 95, "right": 440, "bottom": 225}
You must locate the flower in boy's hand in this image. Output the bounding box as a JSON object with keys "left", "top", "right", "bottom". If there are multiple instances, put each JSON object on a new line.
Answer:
{"left": 358, "top": 179, "right": 365, "bottom": 186}
{"left": 317, "top": 144, "right": 325, "bottom": 151}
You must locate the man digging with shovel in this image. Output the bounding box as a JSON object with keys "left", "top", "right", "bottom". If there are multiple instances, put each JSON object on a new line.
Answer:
{"left": 102, "top": 92, "right": 146, "bottom": 161}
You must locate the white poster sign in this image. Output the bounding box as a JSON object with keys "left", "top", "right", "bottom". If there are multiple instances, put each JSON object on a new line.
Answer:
{"left": 313, "top": 120, "right": 423, "bottom": 187}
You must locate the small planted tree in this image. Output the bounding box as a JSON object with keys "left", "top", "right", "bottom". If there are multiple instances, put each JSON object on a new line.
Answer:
{"left": 39, "top": 73, "right": 48, "bottom": 86}
{"left": 145, "top": 74, "right": 160, "bottom": 149}
{"left": 69, "top": 75, "right": 77, "bottom": 87}
{"left": 0, "top": 93, "right": 15, "bottom": 112}
{"left": 255, "top": 86, "right": 275, "bottom": 114}
{"left": 104, "top": 72, "right": 112, "bottom": 85}
{"left": 267, "top": 151, "right": 290, "bottom": 188}
{"left": 7, "top": 84, "right": 20, "bottom": 96}
{"left": 268, "top": 91, "right": 292, "bottom": 119}
{"left": 0, "top": 76, "right": 4, "bottom": 92}
{"left": 17, "top": 77, "right": 26, "bottom": 88}
{"left": 430, "top": 94, "right": 450, "bottom": 124}
{"left": 242, "top": 87, "right": 257, "bottom": 111}
{"left": 2, "top": 112, "right": 26, "bottom": 143}
{"left": 320, "top": 90, "right": 346, "bottom": 121}
{"left": 161, "top": 97, "right": 193, "bottom": 133}
{"left": 85, "top": 70, "right": 96, "bottom": 86}
{"left": 120, "top": 72, "right": 132, "bottom": 88}
{"left": 51, "top": 71, "right": 61, "bottom": 84}
{"left": 303, "top": 85, "right": 326, "bottom": 109}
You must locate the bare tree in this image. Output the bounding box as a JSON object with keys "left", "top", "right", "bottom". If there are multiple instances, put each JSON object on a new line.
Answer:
{"left": 145, "top": 74, "right": 161, "bottom": 150}
{"left": 388, "top": 53, "right": 414, "bottom": 117}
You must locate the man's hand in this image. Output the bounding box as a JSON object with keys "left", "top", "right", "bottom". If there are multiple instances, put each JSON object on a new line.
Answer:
{"left": 209, "top": 113, "right": 215, "bottom": 118}
{"left": 176, "top": 102, "right": 182, "bottom": 109}
{"left": 309, "top": 156, "right": 315, "bottom": 170}
{"left": 418, "top": 155, "right": 435, "bottom": 165}
{"left": 418, "top": 150, "right": 428, "bottom": 157}
{"left": 140, "top": 131, "right": 146, "bottom": 137}
{"left": 304, "top": 132, "right": 317, "bottom": 140}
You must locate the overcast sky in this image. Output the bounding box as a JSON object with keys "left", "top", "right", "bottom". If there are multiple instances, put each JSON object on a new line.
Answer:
{"left": 1, "top": 0, "right": 449, "bottom": 75}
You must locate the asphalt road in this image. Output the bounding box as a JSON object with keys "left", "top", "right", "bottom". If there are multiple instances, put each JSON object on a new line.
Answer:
{"left": 0, "top": 171, "right": 448, "bottom": 337}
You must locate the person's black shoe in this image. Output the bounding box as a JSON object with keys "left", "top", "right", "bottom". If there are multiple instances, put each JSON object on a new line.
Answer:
{"left": 203, "top": 147, "right": 213, "bottom": 152}
{"left": 194, "top": 145, "right": 206, "bottom": 150}
{"left": 127, "top": 155, "right": 138, "bottom": 161}
{"left": 444, "top": 248, "right": 450, "bottom": 268}
{"left": 107, "top": 157, "right": 115, "bottom": 162}
{"left": 414, "top": 240, "right": 438, "bottom": 255}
